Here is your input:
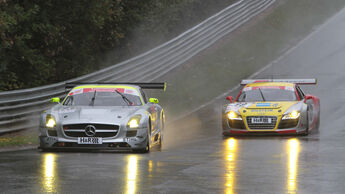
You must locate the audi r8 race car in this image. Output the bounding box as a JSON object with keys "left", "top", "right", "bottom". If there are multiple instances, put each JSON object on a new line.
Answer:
{"left": 222, "top": 79, "right": 320, "bottom": 135}
{"left": 39, "top": 82, "right": 166, "bottom": 152}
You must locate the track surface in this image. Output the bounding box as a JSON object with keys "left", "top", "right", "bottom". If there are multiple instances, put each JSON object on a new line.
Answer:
{"left": 2, "top": 5, "right": 345, "bottom": 194}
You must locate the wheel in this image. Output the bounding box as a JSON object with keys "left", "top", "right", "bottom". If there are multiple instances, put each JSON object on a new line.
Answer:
{"left": 157, "top": 133, "right": 163, "bottom": 150}
{"left": 158, "top": 114, "right": 164, "bottom": 150}
{"left": 141, "top": 137, "right": 150, "bottom": 153}
{"left": 133, "top": 122, "right": 151, "bottom": 153}
{"left": 315, "top": 111, "right": 320, "bottom": 130}
{"left": 133, "top": 136, "right": 150, "bottom": 153}
{"left": 40, "top": 148, "right": 49, "bottom": 152}
{"left": 301, "top": 113, "right": 309, "bottom": 136}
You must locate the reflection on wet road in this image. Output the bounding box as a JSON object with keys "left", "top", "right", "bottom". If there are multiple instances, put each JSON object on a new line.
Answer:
{"left": 126, "top": 155, "right": 138, "bottom": 194}
{"left": 287, "top": 139, "right": 299, "bottom": 194}
{"left": 224, "top": 138, "right": 237, "bottom": 194}
{"left": 41, "top": 153, "right": 58, "bottom": 193}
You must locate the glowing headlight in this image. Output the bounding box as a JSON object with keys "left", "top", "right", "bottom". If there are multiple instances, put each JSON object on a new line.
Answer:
{"left": 127, "top": 115, "right": 142, "bottom": 128}
{"left": 282, "top": 111, "right": 300, "bottom": 120}
{"left": 227, "top": 111, "right": 242, "bottom": 120}
{"left": 46, "top": 115, "right": 56, "bottom": 128}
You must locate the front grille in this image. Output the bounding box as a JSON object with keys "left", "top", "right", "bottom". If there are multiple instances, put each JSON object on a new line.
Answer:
{"left": 228, "top": 120, "right": 246, "bottom": 129}
{"left": 64, "top": 132, "right": 117, "bottom": 138}
{"left": 278, "top": 119, "right": 299, "bottom": 129}
{"left": 246, "top": 116, "right": 277, "bottom": 130}
{"left": 63, "top": 123, "right": 119, "bottom": 138}
{"left": 63, "top": 124, "right": 119, "bottom": 130}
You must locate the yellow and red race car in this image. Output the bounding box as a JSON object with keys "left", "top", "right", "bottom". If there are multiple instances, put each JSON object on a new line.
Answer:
{"left": 222, "top": 79, "right": 320, "bottom": 135}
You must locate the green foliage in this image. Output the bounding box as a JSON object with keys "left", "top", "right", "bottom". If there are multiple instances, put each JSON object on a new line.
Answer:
{"left": 0, "top": 0, "right": 237, "bottom": 91}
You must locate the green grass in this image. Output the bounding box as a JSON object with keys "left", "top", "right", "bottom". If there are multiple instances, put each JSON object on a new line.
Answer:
{"left": 150, "top": 0, "right": 345, "bottom": 119}
{"left": 0, "top": 134, "right": 38, "bottom": 148}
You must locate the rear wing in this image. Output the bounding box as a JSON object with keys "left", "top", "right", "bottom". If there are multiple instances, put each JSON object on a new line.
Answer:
{"left": 65, "top": 82, "right": 167, "bottom": 91}
{"left": 241, "top": 79, "right": 317, "bottom": 85}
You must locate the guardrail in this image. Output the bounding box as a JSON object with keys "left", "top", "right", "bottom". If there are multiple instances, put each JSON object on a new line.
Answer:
{"left": 0, "top": 0, "right": 275, "bottom": 134}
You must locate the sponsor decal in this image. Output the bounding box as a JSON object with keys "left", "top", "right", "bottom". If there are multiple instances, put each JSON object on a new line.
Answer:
{"left": 285, "top": 86, "right": 294, "bottom": 91}
{"left": 69, "top": 88, "right": 83, "bottom": 96}
{"left": 272, "top": 103, "right": 279, "bottom": 108}
{"left": 45, "top": 136, "right": 58, "bottom": 143}
{"left": 243, "top": 87, "right": 252, "bottom": 91}
{"left": 226, "top": 103, "right": 252, "bottom": 112}
{"left": 244, "top": 86, "right": 295, "bottom": 91}
{"left": 124, "top": 88, "right": 134, "bottom": 94}
{"left": 256, "top": 103, "right": 271, "bottom": 107}
{"left": 150, "top": 105, "right": 156, "bottom": 113}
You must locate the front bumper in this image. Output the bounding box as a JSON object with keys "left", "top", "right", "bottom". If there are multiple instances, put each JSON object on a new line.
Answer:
{"left": 222, "top": 115, "right": 308, "bottom": 136}
{"left": 222, "top": 128, "right": 307, "bottom": 136}
{"left": 39, "top": 127, "right": 148, "bottom": 150}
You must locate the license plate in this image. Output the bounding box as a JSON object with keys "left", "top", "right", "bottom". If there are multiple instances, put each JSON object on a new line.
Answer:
{"left": 78, "top": 137, "right": 102, "bottom": 144}
{"left": 251, "top": 117, "right": 272, "bottom": 124}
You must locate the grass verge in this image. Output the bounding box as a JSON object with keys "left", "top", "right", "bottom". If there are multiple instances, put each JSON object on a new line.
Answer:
{"left": 0, "top": 132, "right": 38, "bottom": 148}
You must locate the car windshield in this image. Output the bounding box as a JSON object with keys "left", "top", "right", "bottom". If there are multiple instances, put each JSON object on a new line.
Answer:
{"left": 63, "top": 87, "right": 142, "bottom": 106}
{"left": 237, "top": 87, "right": 297, "bottom": 102}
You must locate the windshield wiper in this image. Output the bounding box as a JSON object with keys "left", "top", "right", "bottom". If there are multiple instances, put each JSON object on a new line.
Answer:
{"left": 89, "top": 90, "right": 97, "bottom": 106}
{"left": 115, "top": 90, "right": 133, "bottom": 106}
{"left": 258, "top": 88, "right": 266, "bottom": 102}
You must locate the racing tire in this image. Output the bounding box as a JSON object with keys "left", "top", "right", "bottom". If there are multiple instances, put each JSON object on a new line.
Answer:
{"left": 40, "top": 148, "right": 50, "bottom": 152}
{"left": 157, "top": 133, "right": 163, "bottom": 151}
{"left": 158, "top": 115, "right": 164, "bottom": 150}
{"left": 301, "top": 113, "right": 309, "bottom": 136}
{"left": 315, "top": 111, "right": 320, "bottom": 130}
{"left": 133, "top": 136, "right": 150, "bottom": 153}
{"left": 133, "top": 122, "right": 151, "bottom": 153}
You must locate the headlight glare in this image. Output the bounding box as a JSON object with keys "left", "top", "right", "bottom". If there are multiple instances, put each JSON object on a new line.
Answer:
{"left": 127, "top": 115, "right": 142, "bottom": 128}
{"left": 227, "top": 111, "right": 242, "bottom": 120}
{"left": 282, "top": 111, "right": 300, "bottom": 120}
{"left": 128, "top": 119, "right": 139, "bottom": 128}
{"left": 45, "top": 115, "right": 56, "bottom": 128}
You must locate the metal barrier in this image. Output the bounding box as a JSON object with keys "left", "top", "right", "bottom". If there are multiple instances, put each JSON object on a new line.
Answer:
{"left": 0, "top": 0, "right": 275, "bottom": 134}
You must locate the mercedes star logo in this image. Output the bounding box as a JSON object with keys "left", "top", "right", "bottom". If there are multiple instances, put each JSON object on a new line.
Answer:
{"left": 85, "top": 125, "right": 96, "bottom": 137}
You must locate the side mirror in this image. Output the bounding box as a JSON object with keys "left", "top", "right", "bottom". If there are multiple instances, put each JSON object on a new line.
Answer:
{"left": 304, "top": 95, "right": 313, "bottom": 103}
{"left": 50, "top": 97, "right": 60, "bottom": 103}
{"left": 226, "top": 96, "right": 233, "bottom": 103}
{"left": 149, "top": 98, "right": 159, "bottom": 104}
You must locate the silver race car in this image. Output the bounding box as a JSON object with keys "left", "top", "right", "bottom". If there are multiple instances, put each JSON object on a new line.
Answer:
{"left": 39, "top": 82, "right": 166, "bottom": 153}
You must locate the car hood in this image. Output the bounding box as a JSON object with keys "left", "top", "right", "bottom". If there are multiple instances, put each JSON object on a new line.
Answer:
{"left": 56, "top": 106, "right": 141, "bottom": 125}
{"left": 225, "top": 101, "right": 299, "bottom": 116}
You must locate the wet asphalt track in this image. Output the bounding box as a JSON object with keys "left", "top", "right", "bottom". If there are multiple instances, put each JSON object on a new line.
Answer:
{"left": 2, "top": 5, "right": 345, "bottom": 194}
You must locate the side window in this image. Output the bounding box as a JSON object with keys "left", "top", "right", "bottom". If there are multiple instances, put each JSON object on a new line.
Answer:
{"left": 140, "top": 89, "right": 148, "bottom": 103}
{"left": 296, "top": 86, "right": 305, "bottom": 100}
{"left": 63, "top": 96, "right": 73, "bottom": 106}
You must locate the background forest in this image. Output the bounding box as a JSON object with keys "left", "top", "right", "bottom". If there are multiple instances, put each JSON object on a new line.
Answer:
{"left": 0, "top": 0, "right": 236, "bottom": 91}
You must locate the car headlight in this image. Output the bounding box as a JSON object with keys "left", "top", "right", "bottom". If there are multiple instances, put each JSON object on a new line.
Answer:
{"left": 127, "top": 115, "right": 142, "bottom": 128}
{"left": 282, "top": 111, "right": 300, "bottom": 120}
{"left": 46, "top": 114, "right": 56, "bottom": 128}
{"left": 227, "top": 111, "right": 242, "bottom": 120}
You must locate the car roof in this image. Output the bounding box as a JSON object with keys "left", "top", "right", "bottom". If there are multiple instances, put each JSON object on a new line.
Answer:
{"left": 244, "top": 82, "right": 295, "bottom": 87}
